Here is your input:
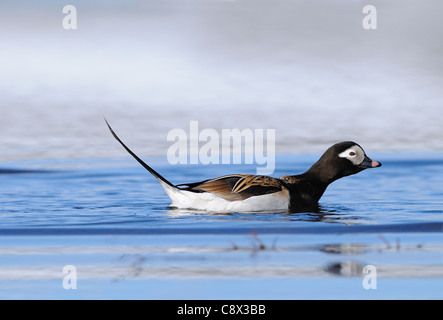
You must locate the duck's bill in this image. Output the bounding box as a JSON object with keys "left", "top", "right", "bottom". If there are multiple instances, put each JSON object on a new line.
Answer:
{"left": 358, "top": 156, "right": 382, "bottom": 168}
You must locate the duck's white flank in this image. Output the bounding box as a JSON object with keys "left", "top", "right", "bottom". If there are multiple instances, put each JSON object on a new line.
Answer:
{"left": 159, "top": 181, "right": 290, "bottom": 212}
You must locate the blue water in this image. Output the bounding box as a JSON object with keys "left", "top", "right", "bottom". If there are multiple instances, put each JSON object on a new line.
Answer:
{"left": 0, "top": 154, "right": 442, "bottom": 299}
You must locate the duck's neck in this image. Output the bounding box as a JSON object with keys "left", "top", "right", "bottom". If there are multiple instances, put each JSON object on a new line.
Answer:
{"left": 304, "top": 161, "right": 341, "bottom": 185}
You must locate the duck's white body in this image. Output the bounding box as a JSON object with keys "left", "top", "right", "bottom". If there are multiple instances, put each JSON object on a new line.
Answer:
{"left": 160, "top": 181, "right": 290, "bottom": 212}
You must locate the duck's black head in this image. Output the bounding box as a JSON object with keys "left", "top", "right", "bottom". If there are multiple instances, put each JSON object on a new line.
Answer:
{"left": 306, "top": 141, "right": 381, "bottom": 184}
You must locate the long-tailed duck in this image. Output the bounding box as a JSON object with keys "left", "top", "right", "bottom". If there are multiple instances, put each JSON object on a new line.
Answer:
{"left": 105, "top": 120, "right": 381, "bottom": 212}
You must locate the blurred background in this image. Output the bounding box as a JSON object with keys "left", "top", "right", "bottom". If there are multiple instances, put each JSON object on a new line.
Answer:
{"left": 0, "top": 0, "right": 442, "bottom": 162}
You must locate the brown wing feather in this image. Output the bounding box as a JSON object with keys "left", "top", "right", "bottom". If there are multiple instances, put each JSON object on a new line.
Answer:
{"left": 194, "top": 178, "right": 245, "bottom": 201}
{"left": 182, "top": 174, "right": 285, "bottom": 202}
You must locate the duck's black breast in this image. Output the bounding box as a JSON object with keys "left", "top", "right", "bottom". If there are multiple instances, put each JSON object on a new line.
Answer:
{"left": 280, "top": 175, "right": 328, "bottom": 208}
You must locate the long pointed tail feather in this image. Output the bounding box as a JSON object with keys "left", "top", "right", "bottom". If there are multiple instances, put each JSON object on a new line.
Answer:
{"left": 104, "top": 118, "right": 176, "bottom": 188}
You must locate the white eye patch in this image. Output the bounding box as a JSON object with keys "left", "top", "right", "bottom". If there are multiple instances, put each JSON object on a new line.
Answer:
{"left": 338, "top": 146, "right": 365, "bottom": 165}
